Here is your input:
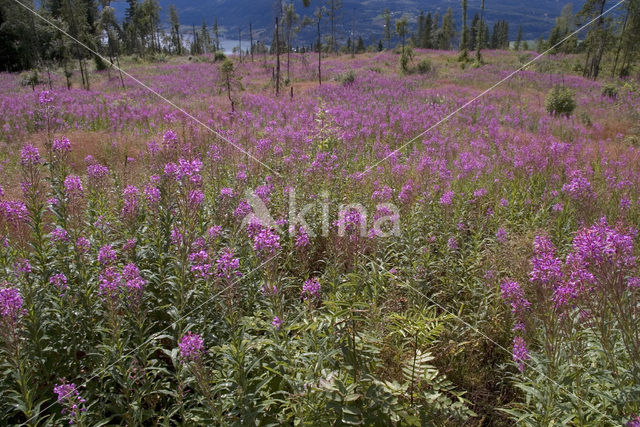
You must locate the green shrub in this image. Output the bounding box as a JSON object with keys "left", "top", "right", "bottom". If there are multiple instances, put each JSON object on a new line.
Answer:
{"left": 20, "top": 69, "right": 40, "bottom": 91}
{"left": 416, "top": 58, "right": 432, "bottom": 74}
{"left": 545, "top": 86, "right": 576, "bottom": 117}
{"left": 214, "top": 51, "right": 226, "bottom": 62}
{"left": 601, "top": 83, "right": 618, "bottom": 99}
{"left": 94, "top": 55, "right": 108, "bottom": 71}
{"left": 338, "top": 70, "right": 356, "bottom": 85}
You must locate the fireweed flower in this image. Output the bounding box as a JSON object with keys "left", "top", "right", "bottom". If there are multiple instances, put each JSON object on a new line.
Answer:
{"left": 189, "top": 250, "right": 212, "bottom": 279}
{"left": 570, "top": 217, "right": 636, "bottom": 272}
{"left": 162, "top": 129, "right": 178, "bottom": 147}
{"left": 272, "top": 316, "right": 283, "bottom": 330}
{"left": 122, "top": 238, "right": 137, "bottom": 252}
{"left": 627, "top": 415, "right": 640, "bottom": 427}
{"left": 122, "top": 263, "right": 146, "bottom": 302}
{"left": 0, "top": 287, "right": 24, "bottom": 322}
{"left": 253, "top": 227, "right": 281, "bottom": 256}
{"left": 179, "top": 331, "right": 204, "bottom": 361}
{"left": 234, "top": 199, "right": 252, "bottom": 219}
{"left": 20, "top": 144, "right": 41, "bottom": 166}
{"left": 254, "top": 184, "right": 273, "bottom": 203}
{"left": 75, "top": 236, "right": 91, "bottom": 253}
{"left": 447, "top": 237, "right": 458, "bottom": 250}
{"left": 63, "top": 175, "right": 83, "bottom": 198}
{"left": 215, "top": 249, "right": 241, "bottom": 280}
{"left": 87, "top": 164, "right": 109, "bottom": 181}
{"left": 50, "top": 227, "right": 69, "bottom": 243}
{"left": 53, "top": 382, "right": 86, "bottom": 423}
{"left": 496, "top": 228, "right": 508, "bottom": 244}
{"left": 144, "top": 184, "right": 161, "bottom": 206}
{"left": 301, "top": 278, "right": 321, "bottom": 301}
{"left": 121, "top": 185, "right": 139, "bottom": 218}
{"left": 208, "top": 225, "right": 223, "bottom": 239}
{"left": 176, "top": 158, "right": 203, "bottom": 184}
{"left": 529, "top": 235, "right": 563, "bottom": 289}
{"left": 39, "top": 90, "right": 54, "bottom": 105}
{"left": 334, "top": 208, "right": 366, "bottom": 238}
{"left": 295, "top": 227, "right": 310, "bottom": 248}
{"left": 512, "top": 336, "right": 530, "bottom": 372}
{"left": 440, "top": 190, "right": 455, "bottom": 206}
{"left": 49, "top": 273, "right": 68, "bottom": 293}
{"left": 219, "top": 187, "right": 235, "bottom": 198}
{"left": 562, "top": 171, "right": 594, "bottom": 200}
{"left": 170, "top": 227, "right": 183, "bottom": 247}
{"left": 14, "top": 259, "right": 32, "bottom": 275}
{"left": 500, "top": 279, "right": 530, "bottom": 331}
{"left": 52, "top": 137, "right": 71, "bottom": 153}
{"left": 98, "top": 244, "right": 117, "bottom": 265}
{"left": 188, "top": 190, "right": 205, "bottom": 207}
{"left": 98, "top": 267, "right": 121, "bottom": 299}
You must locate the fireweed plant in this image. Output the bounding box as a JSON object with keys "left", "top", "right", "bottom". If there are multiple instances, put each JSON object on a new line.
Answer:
{"left": 0, "top": 50, "right": 639, "bottom": 425}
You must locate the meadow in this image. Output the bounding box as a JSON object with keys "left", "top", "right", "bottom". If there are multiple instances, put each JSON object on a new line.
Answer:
{"left": 1, "top": 49, "right": 640, "bottom": 425}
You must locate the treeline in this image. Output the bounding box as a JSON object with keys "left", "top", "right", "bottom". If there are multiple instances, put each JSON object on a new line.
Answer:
{"left": 410, "top": 9, "right": 509, "bottom": 51}
{"left": 1, "top": 0, "right": 638, "bottom": 82}
{"left": 0, "top": 0, "right": 230, "bottom": 77}
{"left": 535, "top": 0, "right": 640, "bottom": 78}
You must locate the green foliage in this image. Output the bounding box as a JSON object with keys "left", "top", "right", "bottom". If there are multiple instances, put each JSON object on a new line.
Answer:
{"left": 19, "top": 69, "right": 40, "bottom": 91}
{"left": 601, "top": 83, "right": 618, "bottom": 99}
{"left": 213, "top": 51, "right": 227, "bottom": 62}
{"left": 416, "top": 58, "right": 433, "bottom": 74}
{"left": 337, "top": 70, "right": 356, "bottom": 85}
{"left": 545, "top": 85, "right": 577, "bottom": 117}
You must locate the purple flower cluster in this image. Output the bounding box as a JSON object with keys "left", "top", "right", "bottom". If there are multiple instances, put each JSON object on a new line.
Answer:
{"left": 500, "top": 279, "right": 530, "bottom": 331}
{"left": 99, "top": 263, "right": 146, "bottom": 303}
{"left": 440, "top": 190, "right": 455, "bottom": 206}
{"left": 50, "top": 227, "right": 69, "bottom": 243}
{"left": 272, "top": 316, "right": 283, "bottom": 330}
{"left": 53, "top": 382, "right": 86, "bottom": 423}
{"left": 20, "top": 144, "right": 40, "bottom": 166}
{"left": 49, "top": 273, "right": 68, "bottom": 293}
{"left": 98, "top": 244, "right": 117, "bottom": 265}
{"left": 0, "top": 287, "right": 24, "bottom": 321}
{"left": 189, "top": 250, "right": 212, "bottom": 278}
{"left": 512, "top": 336, "right": 530, "bottom": 372}
{"left": 295, "top": 227, "right": 310, "bottom": 248}
{"left": 215, "top": 249, "right": 241, "bottom": 280}
{"left": 63, "top": 175, "right": 83, "bottom": 198}
{"left": 252, "top": 226, "right": 281, "bottom": 256}
{"left": 87, "top": 164, "right": 109, "bottom": 181}
{"left": 53, "top": 137, "right": 71, "bottom": 153}
{"left": 75, "top": 236, "right": 91, "bottom": 253}
{"left": 144, "top": 184, "right": 161, "bottom": 205}
{"left": 121, "top": 185, "right": 139, "bottom": 218}
{"left": 301, "top": 278, "right": 321, "bottom": 301}
{"left": 335, "top": 208, "right": 366, "bottom": 237}
{"left": 561, "top": 171, "right": 594, "bottom": 200}
{"left": 179, "top": 331, "right": 204, "bottom": 361}
{"left": 39, "top": 90, "right": 54, "bottom": 105}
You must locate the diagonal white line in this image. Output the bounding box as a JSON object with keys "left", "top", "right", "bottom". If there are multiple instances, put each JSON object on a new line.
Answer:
{"left": 392, "top": 272, "right": 618, "bottom": 424}
{"left": 360, "top": 0, "right": 627, "bottom": 176}
{"left": 20, "top": 253, "right": 280, "bottom": 426}
{"left": 11, "top": 0, "right": 279, "bottom": 176}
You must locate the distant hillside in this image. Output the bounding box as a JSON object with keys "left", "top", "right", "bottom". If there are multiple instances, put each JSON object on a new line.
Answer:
{"left": 112, "top": 0, "right": 585, "bottom": 45}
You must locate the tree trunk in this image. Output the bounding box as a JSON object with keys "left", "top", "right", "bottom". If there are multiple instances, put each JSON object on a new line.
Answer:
{"left": 318, "top": 19, "right": 322, "bottom": 86}
{"left": 275, "top": 17, "right": 280, "bottom": 96}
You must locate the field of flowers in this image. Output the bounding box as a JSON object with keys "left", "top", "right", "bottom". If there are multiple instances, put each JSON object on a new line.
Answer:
{"left": 1, "top": 50, "right": 640, "bottom": 425}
